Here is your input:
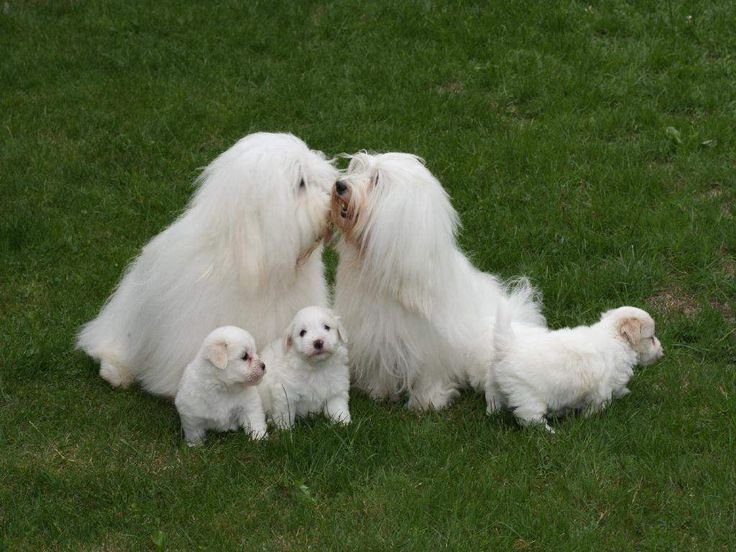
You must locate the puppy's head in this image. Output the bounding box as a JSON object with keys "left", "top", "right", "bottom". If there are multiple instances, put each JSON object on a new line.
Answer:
{"left": 201, "top": 326, "right": 266, "bottom": 386}
{"left": 330, "top": 152, "right": 459, "bottom": 315}
{"left": 283, "top": 306, "right": 347, "bottom": 367}
{"left": 602, "top": 306, "right": 664, "bottom": 366}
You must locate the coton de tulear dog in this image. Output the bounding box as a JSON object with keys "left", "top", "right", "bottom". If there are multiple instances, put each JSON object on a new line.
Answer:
{"left": 331, "top": 152, "right": 546, "bottom": 411}
{"left": 77, "top": 132, "right": 338, "bottom": 397}
{"left": 258, "top": 306, "right": 351, "bottom": 429}
{"left": 175, "top": 326, "right": 268, "bottom": 446}
{"left": 486, "top": 306, "right": 664, "bottom": 432}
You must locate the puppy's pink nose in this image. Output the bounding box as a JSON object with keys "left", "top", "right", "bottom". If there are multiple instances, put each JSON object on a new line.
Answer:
{"left": 313, "top": 339, "right": 324, "bottom": 350}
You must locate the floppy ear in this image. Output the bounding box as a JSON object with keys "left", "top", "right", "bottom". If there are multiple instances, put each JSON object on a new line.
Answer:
{"left": 618, "top": 318, "right": 642, "bottom": 345}
{"left": 206, "top": 339, "right": 229, "bottom": 370}
{"left": 282, "top": 321, "right": 294, "bottom": 352}
{"left": 335, "top": 316, "right": 348, "bottom": 344}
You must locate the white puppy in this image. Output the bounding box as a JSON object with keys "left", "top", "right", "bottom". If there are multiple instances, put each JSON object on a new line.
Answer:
{"left": 77, "top": 132, "right": 338, "bottom": 397}
{"left": 257, "top": 306, "right": 351, "bottom": 429}
{"left": 175, "top": 326, "right": 268, "bottom": 446}
{"left": 331, "top": 152, "right": 546, "bottom": 411}
{"left": 486, "top": 305, "right": 664, "bottom": 432}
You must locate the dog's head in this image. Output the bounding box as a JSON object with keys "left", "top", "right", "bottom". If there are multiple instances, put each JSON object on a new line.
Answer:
{"left": 283, "top": 306, "right": 347, "bottom": 367}
{"left": 602, "top": 306, "right": 664, "bottom": 366}
{"left": 330, "top": 152, "right": 459, "bottom": 315}
{"left": 193, "top": 133, "right": 339, "bottom": 288}
{"left": 202, "top": 326, "right": 266, "bottom": 386}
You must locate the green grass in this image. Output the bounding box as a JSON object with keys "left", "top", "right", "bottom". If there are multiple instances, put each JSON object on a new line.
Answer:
{"left": 2, "top": 0, "right": 735, "bottom": 549}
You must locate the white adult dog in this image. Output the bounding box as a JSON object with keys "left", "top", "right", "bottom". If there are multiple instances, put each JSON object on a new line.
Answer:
{"left": 331, "top": 152, "right": 546, "bottom": 410}
{"left": 77, "top": 132, "right": 338, "bottom": 397}
{"left": 486, "top": 306, "right": 664, "bottom": 432}
{"left": 175, "top": 326, "right": 268, "bottom": 445}
{"left": 258, "top": 306, "right": 351, "bottom": 429}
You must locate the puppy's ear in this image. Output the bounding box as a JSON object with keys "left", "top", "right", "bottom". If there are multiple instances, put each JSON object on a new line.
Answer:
{"left": 618, "top": 318, "right": 642, "bottom": 345}
{"left": 335, "top": 316, "right": 348, "bottom": 344}
{"left": 282, "top": 321, "right": 294, "bottom": 352}
{"left": 206, "top": 339, "right": 229, "bottom": 370}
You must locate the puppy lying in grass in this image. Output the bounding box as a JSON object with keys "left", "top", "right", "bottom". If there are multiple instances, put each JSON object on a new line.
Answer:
{"left": 486, "top": 305, "right": 664, "bottom": 433}
{"left": 258, "top": 306, "right": 351, "bottom": 429}
{"left": 175, "top": 326, "right": 268, "bottom": 446}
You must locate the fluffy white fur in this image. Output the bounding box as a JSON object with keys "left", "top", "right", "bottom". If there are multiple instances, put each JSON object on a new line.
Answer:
{"left": 175, "top": 326, "right": 268, "bottom": 446}
{"left": 331, "top": 152, "right": 546, "bottom": 411}
{"left": 258, "top": 306, "right": 351, "bottom": 429}
{"left": 486, "top": 305, "right": 664, "bottom": 432}
{"left": 77, "top": 132, "right": 338, "bottom": 397}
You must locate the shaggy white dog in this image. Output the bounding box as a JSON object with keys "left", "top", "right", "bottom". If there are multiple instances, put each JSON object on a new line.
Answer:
{"left": 175, "top": 326, "right": 267, "bottom": 445}
{"left": 77, "top": 132, "right": 338, "bottom": 397}
{"left": 331, "top": 152, "right": 546, "bottom": 410}
{"left": 258, "top": 306, "right": 351, "bottom": 429}
{"left": 486, "top": 306, "right": 664, "bottom": 432}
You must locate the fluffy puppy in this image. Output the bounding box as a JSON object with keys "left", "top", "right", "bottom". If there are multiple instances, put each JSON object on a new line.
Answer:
{"left": 257, "top": 306, "right": 351, "bottom": 429}
{"left": 331, "top": 152, "right": 546, "bottom": 411}
{"left": 486, "top": 306, "right": 664, "bottom": 432}
{"left": 77, "top": 132, "right": 338, "bottom": 397}
{"left": 175, "top": 326, "right": 267, "bottom": 446}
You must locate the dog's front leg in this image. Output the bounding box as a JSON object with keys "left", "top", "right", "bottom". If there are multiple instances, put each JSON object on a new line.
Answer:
{"left": 324, "top": 394, "right": 351, "bottom": 425}
{"left": 180, "top": 416, "right": 207, "bottom": 446}
{"left": 241, "top": 393, "right": 268, "bottom": 440}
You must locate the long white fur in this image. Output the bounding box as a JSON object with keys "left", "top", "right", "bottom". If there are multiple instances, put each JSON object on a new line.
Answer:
{"left": 331, "top": 152, "right": 546, "bottom": 410}
{"left": 258, "top": 306, "right": 351, "bottom": 429}
{"left": 486, "top": 305, "right": 664, "bottom": 432}
{"left": 77, "top": 132, "right": 338, "bottom": 397}
{"left": 175, "top": 326, "right": 268, "bottom": 446}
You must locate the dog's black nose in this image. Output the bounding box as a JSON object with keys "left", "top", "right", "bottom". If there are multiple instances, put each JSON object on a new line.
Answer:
{"left": 335, "top": 180, "right": 347, "bottom": 195}
{"left": 313, "top": 339, "right": 324, "bottom": 350}
{"left": 260, "top": 362, "right": 266, "bottom": 372}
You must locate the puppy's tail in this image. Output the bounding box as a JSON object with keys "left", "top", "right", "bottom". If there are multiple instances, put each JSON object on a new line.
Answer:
{"left": 493, "top": 300, "right": 516, "bottom": 357}
{"left": 505, "top": 277, "right": 546, "bottom": 328}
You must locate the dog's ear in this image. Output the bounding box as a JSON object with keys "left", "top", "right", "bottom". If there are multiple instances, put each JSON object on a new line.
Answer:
{"left": 282, "top": 321, "right": 294, "bottom": 352}
{"left": 618, "top": 317, "right": 642, "bottom": 345}
{"left": 206, "top": 339, "right": 229, "bottom": 370}
{"left": 334, "top": 316, "right": 348, "bottom": 344}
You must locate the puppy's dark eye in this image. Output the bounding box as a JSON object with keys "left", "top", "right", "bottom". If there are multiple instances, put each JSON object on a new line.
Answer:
{"left": 242, "top": 352, "right": 250, "bottom": 361}
{"left": 299, "top": 178, "right": 306, "bottom": 190}
{"left": 324, "top": 325, "right": 331, "bottom": 331}
{"left": 299, "top": 329, "right": 307, "bottom": 337}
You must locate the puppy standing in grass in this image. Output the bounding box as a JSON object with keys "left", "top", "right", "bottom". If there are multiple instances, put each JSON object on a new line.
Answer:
{"left": 175, "top": 326, "right": 268, "bottom": 446}
{"left": 331, "top": 152, "right": 546, "bottom": 411}
{"left": 486, "top": 306, "right": 664, "bottom": 432}
{"left": 257, "top": 306, "right": 351, "bottom": 429}
{"left": 77, "top": 133, "right": 338, "bottom": 397}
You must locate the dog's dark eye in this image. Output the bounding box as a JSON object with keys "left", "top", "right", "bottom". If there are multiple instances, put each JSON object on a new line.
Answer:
{"left": 299, "top": 178, "right": 306, "bottom": 190}
{"left": 242, "top": 352, "right": 250, "bottom": 361}
{"left": 324, "top": 325, "right": 331, "bottom": 331}
{"left": 299, "top": 329, "right": 307, "bottom": 337}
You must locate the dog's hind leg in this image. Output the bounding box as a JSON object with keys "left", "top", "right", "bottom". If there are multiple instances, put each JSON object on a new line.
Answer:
{"left": 407, "top": 377, "right": 460, "bottom": 411}
{"left": 513, "top": 404, "right": 555, "bottom": 434}
{"left": 99, "top": 358, "right": 134, "bottom": 389}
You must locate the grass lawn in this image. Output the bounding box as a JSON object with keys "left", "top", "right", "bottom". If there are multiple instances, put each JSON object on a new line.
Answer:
{"left": 2, "top": 0, "right": 735, "bottom": 549}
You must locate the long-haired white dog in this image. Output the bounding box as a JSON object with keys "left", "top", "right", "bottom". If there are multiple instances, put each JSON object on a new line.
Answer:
{"left": 331, "top": 152, "right": 546, "bottom": 410}
{"left": 77, "top": 132, "right": 338, "bottom": 397}
{"left": 258, "top": 306, "right": 351, "bottom": 429}
{"left": 486, "top": 306, "right": 664, "bottom": 432}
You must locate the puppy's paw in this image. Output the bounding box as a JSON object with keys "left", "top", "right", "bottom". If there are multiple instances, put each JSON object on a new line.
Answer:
{"left": 249, "top": 428, "right": 269, "bottom": 441}
{"left": 186, "top": 438, "right": 204, "bottom": 448}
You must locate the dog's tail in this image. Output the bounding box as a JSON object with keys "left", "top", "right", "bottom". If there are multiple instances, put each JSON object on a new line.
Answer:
{"left": 493, "top": 300, "right": 516, "bottom": 358}
{"left": 505, "top": 277, "right": 546, "bottom": 328}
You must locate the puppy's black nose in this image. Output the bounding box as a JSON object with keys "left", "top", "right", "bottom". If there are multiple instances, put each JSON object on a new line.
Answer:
{"left": 313, "top": 339, "right": 324, "bottom": 350}
{"left": 260, "top": 362, "right": 266, "bottom": 372}
{"left": 335, "top": 180, "right": 347, "bottom": 195}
